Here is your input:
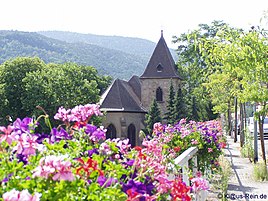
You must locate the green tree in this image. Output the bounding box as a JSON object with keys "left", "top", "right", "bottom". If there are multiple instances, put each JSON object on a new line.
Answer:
{"left": 173, "top": 87, "right": 188, "bottom": 123}
{"left": 21, "top": 62, "right": 111, "bottom": 126}
{"left": 200, "top": 24, "right": 268, "bottom": 164}
{"left": 164, "top": 80, "right": 175, "bottom": 123}
{"left": 0, "top": 57, "right": 45, "bottom": 121}
{"left": 189, "top": 96, "right": 199, "bottom": 122}
{"left": 173, "top": 21, "right": 228, "bottom": 121}
{"left": 145, "top": 99, "right": 162, "bottom": 134}
{"left": 0, "top": 57, "right": 111, "bottom": 126}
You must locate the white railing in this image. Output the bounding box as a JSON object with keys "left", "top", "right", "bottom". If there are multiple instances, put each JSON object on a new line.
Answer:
{"left": 174, "top": 146, "right": 198, "bottom": 185}
{"left": 169, "top": 147, "right": 208, "bottom": 201}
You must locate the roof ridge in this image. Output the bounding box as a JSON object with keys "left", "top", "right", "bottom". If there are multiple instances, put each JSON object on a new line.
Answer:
{"left": 115, "top": 79, "right": 123, "bottom": 109}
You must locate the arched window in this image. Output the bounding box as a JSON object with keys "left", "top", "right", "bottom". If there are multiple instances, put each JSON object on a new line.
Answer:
{"left": 106, "top": 124, "right": 116, "bottom": 139}
{"left": 127, "top": 124, "right": 136, "bottom": 147}
{"left": 156, "top": 87, "right": 163, "bottom": 102}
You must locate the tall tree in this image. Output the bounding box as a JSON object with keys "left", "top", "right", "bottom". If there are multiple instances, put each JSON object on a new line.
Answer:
{"left": 173, "top": 87, "right": 187, "bottom": 123}
{"left": 173, "top": 21, "right": 227, "bottom": 121}
{"left": 165, "top": 79, "right": 175, "bottom": 124}
{"left": 0, "top": 57, "right": 45, "bottom": 121}
{"left": 200, "top": 24, "right": 268, "bottom": 164}
{"left": 190, "top": 96, "right": 199, "bottom": 122}
{"left": 145, "top": 99, "right": 162, "bottom": 134}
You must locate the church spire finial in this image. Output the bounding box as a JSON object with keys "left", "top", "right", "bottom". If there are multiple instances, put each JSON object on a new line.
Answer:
{"left": 161, "top": 30, "right": 163, "bottom": 37}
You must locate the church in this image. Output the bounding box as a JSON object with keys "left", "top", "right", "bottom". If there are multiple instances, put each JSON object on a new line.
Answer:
{"left": 99, "top": 31, "right": 182, "bottom": 146}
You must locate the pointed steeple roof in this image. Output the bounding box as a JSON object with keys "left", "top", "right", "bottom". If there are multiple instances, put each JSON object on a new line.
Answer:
{"left": 140, "top": 31, "right": 181, "bottom": 79}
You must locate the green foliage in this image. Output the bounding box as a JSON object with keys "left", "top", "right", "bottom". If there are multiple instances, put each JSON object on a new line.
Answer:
{"left": 199, "top": 23, "right": 268, "bottom": 161}
{"left": 165, "top": 80, "right": 175, "bottom": 123}
{"left": 240, "top": 131, "right": 254, "bottom": 161}
{"left": 145, "top": 99, "right": 162, "bottom": 134}
{"left": 173, "top": 21, "right": 225, "bottom": 121}
{"left": 0, "top": 57, "right": 111, "bottom": 126}
{"left": 0, "top": 57, "right": 45, "bottom": 119}
{"left": 189, "top": 96, "right": 199, "bottom": 122}
{"left": 211, "top": 155, "right": 231, "bottom": 200}
{"left": 253, "top": 161, "right": 268, "bottom": 181}
{"left": 173, "top": 87, "right": 188, "bottom": 122}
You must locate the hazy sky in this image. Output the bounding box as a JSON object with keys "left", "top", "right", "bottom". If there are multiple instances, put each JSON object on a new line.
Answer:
{"left": 1, "top": 0, "right": 267, "bottom": 47}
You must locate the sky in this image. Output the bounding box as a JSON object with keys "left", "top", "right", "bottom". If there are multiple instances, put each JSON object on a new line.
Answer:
{"left": 1, "top": 0, "right": 267, "bottom": 48}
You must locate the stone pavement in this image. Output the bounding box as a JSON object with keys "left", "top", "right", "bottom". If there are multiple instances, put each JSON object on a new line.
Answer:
{"left": 224, "top": 136, "right": 268, "bottom": 201}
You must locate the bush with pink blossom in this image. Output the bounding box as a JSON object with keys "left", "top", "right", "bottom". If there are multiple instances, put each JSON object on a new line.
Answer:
{"left": 0, "top": 104, "right": 224, "bottom": 200}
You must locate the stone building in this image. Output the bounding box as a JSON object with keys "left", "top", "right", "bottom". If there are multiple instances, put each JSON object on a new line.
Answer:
{"left": 99, "top": 31, "right": 181, "bottom": 146}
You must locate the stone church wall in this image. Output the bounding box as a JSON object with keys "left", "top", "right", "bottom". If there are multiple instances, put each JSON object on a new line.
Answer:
{"left": 140, "top": 78, "right": 181, "bottom": 116}
{"left": 102, "top": 112, "right": 145, "bottom": 145}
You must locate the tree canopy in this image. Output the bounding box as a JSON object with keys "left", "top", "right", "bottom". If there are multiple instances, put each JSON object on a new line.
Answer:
{"left": 172, "top": 21, "right": 226, "bottom": 121}
{"left": 0, "top": 57, "right": 111, "bottom": 126}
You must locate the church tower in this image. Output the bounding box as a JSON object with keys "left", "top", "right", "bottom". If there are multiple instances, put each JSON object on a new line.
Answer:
{"left": 140, "top": 31, "right": 181, "bottom": 116}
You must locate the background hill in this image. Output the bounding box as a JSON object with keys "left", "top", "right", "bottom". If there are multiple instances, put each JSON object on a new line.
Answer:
{"left": 38, "top": 31, "right": 156, "bottom": 58}
{"left": 0, "top": 30, "right": 177, "bottom": 79}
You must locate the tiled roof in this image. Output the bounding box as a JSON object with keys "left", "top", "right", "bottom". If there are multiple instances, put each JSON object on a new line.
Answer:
{"left": 100, "top": 79, "right": 146, "bottom": 113}
{"left": 140, "top": 32, "right": 181, "bottom": 79}
{"left": 128, "top": 75, "right": 141, "bottom": 100}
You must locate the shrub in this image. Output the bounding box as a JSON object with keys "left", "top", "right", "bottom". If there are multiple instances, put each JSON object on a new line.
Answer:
{"left": 240, "top": 131, "right": 254, "bottom": 162}
{"left": 253, "top": 161, "right": 268, "bottom": 181}
{"left": 0, "top": 104, "right": 224, "bottom": 201}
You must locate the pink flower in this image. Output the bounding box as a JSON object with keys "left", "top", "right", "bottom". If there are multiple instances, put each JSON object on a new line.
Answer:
{"left": 52, "top": 160, "right": 74, "bottom": 181}
{"left": 191, "top": 177, "right": 209, "bottom": 192}
{"left": 2, "top": 189, "right": 19, "bottom": 201}
{"left": 13, "top": 134, "right": 44, "bottom": 156}
{"left": 70, "top": 104, "right": 102, "bottom": 122}
{"left": 0, "top": 125, "right": 15, "bottom": 145}
{"left": 22, "top": 134, "right": 44, "bottom": 155}
{"left": 54, "top": 104, "right": 102, "bottom": 123}
{"left": 180, "top": 128, "right": 190, "bottom": 138}
{"left": 33, "top": 155, "right": 74, "bottom": 181}
{"left": 54, "top": 107, "right": 71, "bottom": 122}
{"left": 115, "top": 138, "right": 131, "bottom": 154}
{"left": 3, "top": 189, "right": 41, "bottom": 201}
{"left": 153, "top": 122, "right": 163, "bottom": 134}
{"left": 178, "top": 118, "right": 187, "bottom": 125}
{"left": 191, "top": 139, "right": 198, "bottom": 145}
{"left": 208, "top": 148, "right": 213, "bottom": 153}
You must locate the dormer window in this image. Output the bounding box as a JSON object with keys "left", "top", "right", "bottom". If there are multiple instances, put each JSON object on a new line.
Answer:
{"left": 157, "top": 64, "right": 163, "bottom": 72}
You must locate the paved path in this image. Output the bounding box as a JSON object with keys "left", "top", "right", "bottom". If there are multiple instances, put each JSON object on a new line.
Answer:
{"left": 224, "top": 136, "right": 268, "bottom": 201}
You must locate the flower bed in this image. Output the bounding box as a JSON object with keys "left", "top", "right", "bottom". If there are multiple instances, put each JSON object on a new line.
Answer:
{"left": 0, "top": 104, "right": 225, "bottom": 201}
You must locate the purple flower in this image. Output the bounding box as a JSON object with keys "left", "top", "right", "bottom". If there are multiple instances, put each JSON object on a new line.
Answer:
{"left": 85, "top": 124, "right": 97, "bottom": 134}
{"left": 35, "top": 133, "right": 50, "bottom": 144}
{"left": 50, "top": 127, "right": 72, "bottom": 142}
{"left": 97, "top": 176, "right": 117, "bottom": 187}
{"left": 17, "top": 153, "right": 28, "bottom": 165}
{"left": 122, "top": 178, "right": 155, "bottom": 196}
{"left": 89, "top": 127, "right": 106, "bottom": 142}
{"left": 124, "top": 159, "right": 135, "bottom": 167}
{"left": 13, "top": 117, "right": 38, "bottom": 135}
{"left": 1, "top": 173, "right": 13, "bottom": 184}
{"left": 88, "top": 148, "right": 99, "bottom": 157}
